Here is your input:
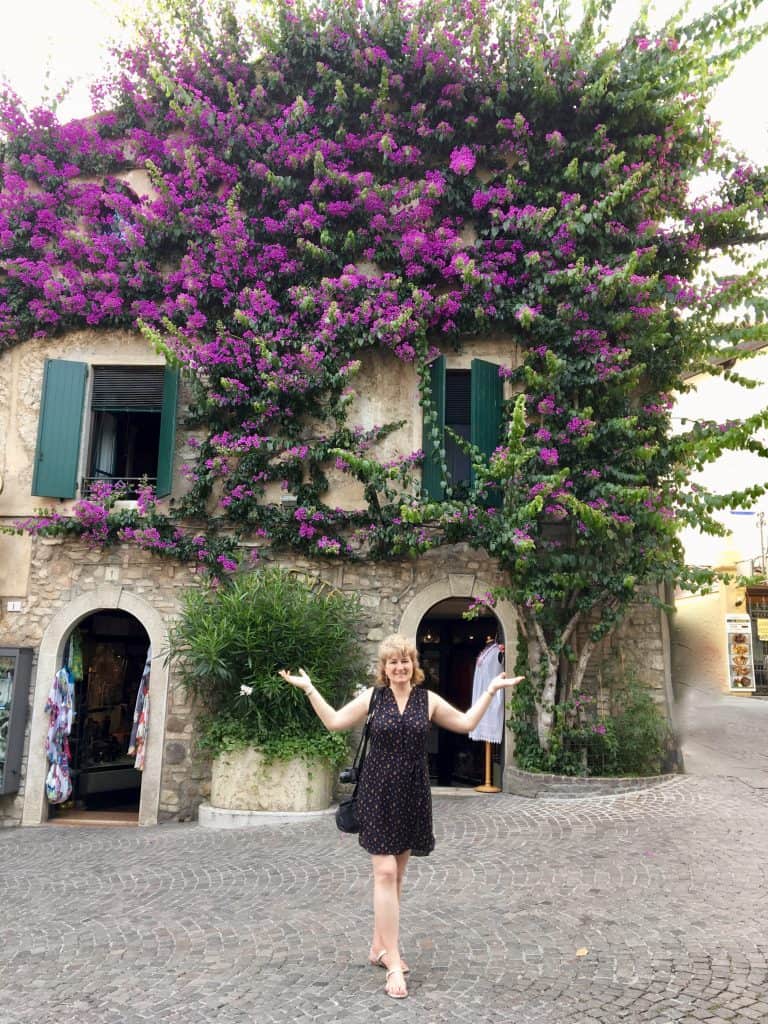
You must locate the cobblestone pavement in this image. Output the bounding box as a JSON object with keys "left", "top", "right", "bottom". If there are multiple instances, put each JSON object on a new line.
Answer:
{"left": 676, "top": 681, "right": 768, "bottom": 791}
{"left": 2, "top": 776, "right": 768, "bottom": 1024}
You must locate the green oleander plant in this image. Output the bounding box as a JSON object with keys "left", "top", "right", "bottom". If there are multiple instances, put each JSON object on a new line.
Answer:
{"left": 167, "top": 568, "right": 367, "bottom": 761}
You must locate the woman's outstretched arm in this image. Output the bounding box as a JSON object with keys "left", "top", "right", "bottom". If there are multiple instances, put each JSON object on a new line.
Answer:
{"left": 278, "top": 668, "right": 374, "bottom": 732}
{"left": 428, "top": 673, "right": 524, "bottom": 734}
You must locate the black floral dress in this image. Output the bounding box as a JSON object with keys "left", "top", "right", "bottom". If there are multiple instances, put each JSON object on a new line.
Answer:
{"left": 357, "top": 685, "right": 435, "bottom": 858}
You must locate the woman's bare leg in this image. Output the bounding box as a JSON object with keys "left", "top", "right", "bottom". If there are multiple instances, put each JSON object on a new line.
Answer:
{"left": 370, "top": 854, "right": 407, "bottom": 996}
{"left": 395, "top": 849, "right": 411, "bottom": 904}
{"left": 370, "top": 850, "right": 411, "bottom": 971}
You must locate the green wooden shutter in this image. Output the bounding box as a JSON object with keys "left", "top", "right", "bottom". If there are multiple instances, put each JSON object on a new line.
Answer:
{"left": 155, "top": 367, "right": 179, "bottom": 497}
{"left": 32, "top": 359, "right": 88, "bottom": 498}
{"left": 421, "top": 355, "right": 446, "bottom": 500}
{"left": 471, "top": 358, "right": 503, "bottom": 494}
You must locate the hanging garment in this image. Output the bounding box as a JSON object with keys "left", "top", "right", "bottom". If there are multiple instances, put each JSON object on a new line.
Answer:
{"left": 128, "top": 648, "right": 151, "bottom": 771}
{"left": 68, "top": 629, "right": 85, "bottom": 683}
{"left": 45, "top": 744, "right": 72, "bottom": 803}
{"left": 468, "top": 642, "right": 505, "bottom": 744}
{"left": 44, "top": 667, "right": 75, "bottom": 804}
{"left": 44, "top": 667, "right": 75, "bottom": 756}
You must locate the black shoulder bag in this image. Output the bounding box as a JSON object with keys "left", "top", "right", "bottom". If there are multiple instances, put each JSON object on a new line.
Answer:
{"left": 335, "top": 688, "right": 379, "bottom": 834}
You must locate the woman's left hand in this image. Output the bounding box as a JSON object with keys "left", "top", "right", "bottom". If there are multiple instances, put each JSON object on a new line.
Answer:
{"left": 489, "top": 672, "right": 525, "bottom": 694}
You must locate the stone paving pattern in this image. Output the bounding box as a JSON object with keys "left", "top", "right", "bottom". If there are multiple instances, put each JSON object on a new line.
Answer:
{"left": 2, "top": 775, "right": 768, "bottom": 1024}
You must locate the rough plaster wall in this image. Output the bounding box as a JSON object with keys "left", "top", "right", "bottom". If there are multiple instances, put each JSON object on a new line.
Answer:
{"left": 0, "top": 534, "right": 32, "bottom": 598}
{"left": 0, "top": 328, "right": 525, "bottom": 523}
{"left": 0, "top": 331, "right": 166, "bottom": 514}
{"left": 672, "top": 590, "right": 736, "bottom": 698}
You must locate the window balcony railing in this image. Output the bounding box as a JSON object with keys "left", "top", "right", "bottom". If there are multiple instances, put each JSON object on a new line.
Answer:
{"left": 81, "top": 476, "right": 157, "bottom": 500}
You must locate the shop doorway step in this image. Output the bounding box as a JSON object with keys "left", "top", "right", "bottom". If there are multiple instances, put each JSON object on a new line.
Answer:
{"left": 47, "top": 808, "right": 139, "bottom": 827}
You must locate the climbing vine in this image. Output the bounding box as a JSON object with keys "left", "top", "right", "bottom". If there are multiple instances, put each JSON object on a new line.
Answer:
{"left": 2, "top": 0, "right": 768, "bottom": 740}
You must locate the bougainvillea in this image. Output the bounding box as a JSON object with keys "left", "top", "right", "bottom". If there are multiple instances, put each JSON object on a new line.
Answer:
{"left": 2, "top": 0, "right": 768, "bottom": 746}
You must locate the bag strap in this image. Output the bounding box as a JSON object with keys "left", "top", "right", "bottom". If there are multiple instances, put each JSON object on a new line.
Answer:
{"left": 352, "top": 686, "right": 379, "bottom": 769}
{"left": 350, "top": 687, "right": 380, "bottom": 795}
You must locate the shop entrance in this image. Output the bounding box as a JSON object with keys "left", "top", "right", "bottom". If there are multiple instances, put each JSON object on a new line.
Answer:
{"left": 417, "top": 598, "right": 504, "bottom": 788}
{"left": 49, "top": 609, "right": 149, "bottom": 822}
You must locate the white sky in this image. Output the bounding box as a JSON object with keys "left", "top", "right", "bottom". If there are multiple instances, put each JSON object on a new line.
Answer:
{"left": 0, "top": 0, "right": 766, "bottom": 163}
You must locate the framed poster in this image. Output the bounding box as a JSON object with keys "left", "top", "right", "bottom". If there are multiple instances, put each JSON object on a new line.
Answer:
{"left": 725, "top": 615, "right": 756, "bottom": 691}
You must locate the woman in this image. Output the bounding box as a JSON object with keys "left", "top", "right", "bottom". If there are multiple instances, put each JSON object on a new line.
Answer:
{"left": 279, "top": 632, "right": 523, "bottom": 1000}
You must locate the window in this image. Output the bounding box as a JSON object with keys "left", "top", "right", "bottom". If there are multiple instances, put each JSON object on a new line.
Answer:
{"left": 445, "top": 370, "right": 472, "bottom": 487}
{"left": 421, "top": 355, "right": 503, "bottom": 500}
{"left": 32, "top": 359, "right": 179, "bottom": 499}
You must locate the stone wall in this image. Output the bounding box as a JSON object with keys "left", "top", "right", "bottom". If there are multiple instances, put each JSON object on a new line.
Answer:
{"left": 0, "top": 534, "right": 673, "bottom": 827}
{"left": 579, "top": 594, "right": 674, "bottom": 715}
{"left": 0, "top": 536, "right": 510, "bottom": 825}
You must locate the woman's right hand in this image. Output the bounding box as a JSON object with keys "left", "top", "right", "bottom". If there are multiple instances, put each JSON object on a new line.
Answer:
{"left": 278, "top": 668, "right": 312, "bottom": 693}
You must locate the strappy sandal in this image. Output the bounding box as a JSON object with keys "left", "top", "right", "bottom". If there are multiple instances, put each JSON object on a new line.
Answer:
{"left": 370, "top": 948, "right": 410, "bottom": 974}
{"left": 385, "top": 966, "right": 408, "bottom": 999}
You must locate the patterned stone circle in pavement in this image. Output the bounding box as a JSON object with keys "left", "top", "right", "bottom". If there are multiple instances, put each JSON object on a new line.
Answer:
{"left": 1, "top": 775, "right": 767, "bottom": 1024}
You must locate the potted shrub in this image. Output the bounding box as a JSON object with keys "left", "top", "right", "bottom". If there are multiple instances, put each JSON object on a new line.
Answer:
{"left": 168, "top": 569, "right": 367, "bottom": 812}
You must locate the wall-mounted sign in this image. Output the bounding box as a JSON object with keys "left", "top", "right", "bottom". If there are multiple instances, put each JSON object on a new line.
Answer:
{"left": 725, "top": 614, "right": 756, "bottom": 691}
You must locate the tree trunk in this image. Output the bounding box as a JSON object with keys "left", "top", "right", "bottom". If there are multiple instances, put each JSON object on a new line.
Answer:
{"left": 521, "top": 610, "right": 560, "bottom": 749}
{"left": 536, "top": 657, "right": 558, "bottom": 748}
{"left": 570, "top": 636, "right": 597, "bottom": 696}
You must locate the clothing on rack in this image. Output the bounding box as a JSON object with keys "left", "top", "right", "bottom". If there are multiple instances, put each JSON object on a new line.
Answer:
{"left": 44, "top": 667, "right": 75, "bottom": 803}
{"left": 468, "top": 642, "right": 504, "bottom": 744}
{"left": 128, "top": 648, "right": 151, "bottom": 771}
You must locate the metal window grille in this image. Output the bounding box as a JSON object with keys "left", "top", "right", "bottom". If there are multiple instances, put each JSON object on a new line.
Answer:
{"left": 746, "top": 589, "right": 768, "bottom": 695}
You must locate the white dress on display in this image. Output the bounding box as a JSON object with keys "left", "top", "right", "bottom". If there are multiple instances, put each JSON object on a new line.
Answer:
{"left": 468, "top": 642, "right": 505, "bottom": 744}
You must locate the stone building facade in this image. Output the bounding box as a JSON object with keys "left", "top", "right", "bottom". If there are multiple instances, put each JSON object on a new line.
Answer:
{"left": 0, "top": 322, "right": 675, "bottom": 828}
{"left": 0, "top": 530, "right": 673, "bottom": 828}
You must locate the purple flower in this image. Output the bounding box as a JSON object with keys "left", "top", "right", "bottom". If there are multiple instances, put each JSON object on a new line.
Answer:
{"left": 536, "top": 395, "right": 557, "bottom": 416}
{"left": 449, "top": 146, "right": 476, "bottom": 175}
{"left": 539, "top": 447, "right": 559, "bottom": 466}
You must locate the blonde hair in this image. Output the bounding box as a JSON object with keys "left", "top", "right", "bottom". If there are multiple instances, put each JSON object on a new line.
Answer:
{"left": 375, "top": 633, "right": 425, "bottom": 687}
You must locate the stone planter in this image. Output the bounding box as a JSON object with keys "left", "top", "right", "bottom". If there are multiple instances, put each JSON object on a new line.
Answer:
{"left": 210, "top": 747, "right": 333, "bottom": 812}
{"left": 503, "top": 765, "right": 680, "bottom": 799}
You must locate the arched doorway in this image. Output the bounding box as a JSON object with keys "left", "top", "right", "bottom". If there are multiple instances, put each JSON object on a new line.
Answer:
{"left": 418, "top": 598, "right": 505, "bottom": 787}
{"left": 398, "top": 575, "right": 518, "bottom": 790}
{"left": 47, "top": 609, "right": 150, "bottom": 823}
{"left": 22, "top": 586, "right": 170, "bottom": 827}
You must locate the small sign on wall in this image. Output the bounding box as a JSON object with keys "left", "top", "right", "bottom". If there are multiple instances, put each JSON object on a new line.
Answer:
{"left": 725, "top": 614, "right": 756, "bottom": 691}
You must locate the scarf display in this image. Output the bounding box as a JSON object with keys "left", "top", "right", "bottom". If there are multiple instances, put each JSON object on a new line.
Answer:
{"left": 128, "top": 648, "right": 151, "bottom": 771}
{"left": 44, "top": 667, "right": 75, "bottom": 803}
